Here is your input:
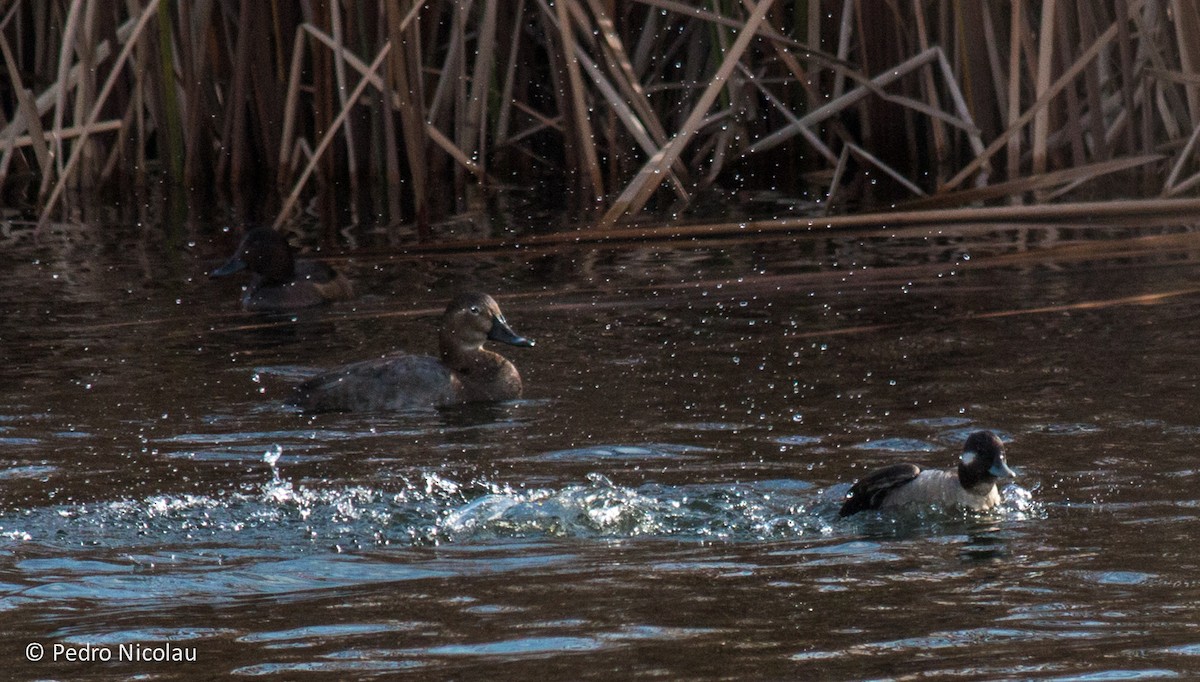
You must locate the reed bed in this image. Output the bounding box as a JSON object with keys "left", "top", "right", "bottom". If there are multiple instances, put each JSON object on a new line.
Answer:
{"left": 2, "top": 0, "right": 1200, "bottom": 238}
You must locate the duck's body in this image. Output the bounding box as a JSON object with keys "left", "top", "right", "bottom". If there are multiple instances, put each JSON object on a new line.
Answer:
{"left": 211, "top": 227, "right": 353, "bottom": 312}
{"left": 839, "top": 431, "right": 1015, "bottom": 517}
{"left": 292, "top": 292, "right": 533, "bottom": 412}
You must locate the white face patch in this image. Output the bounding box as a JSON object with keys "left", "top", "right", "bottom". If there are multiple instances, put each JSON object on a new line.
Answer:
{"left": 960, "top": 450, "right": 978, "bottom": 467}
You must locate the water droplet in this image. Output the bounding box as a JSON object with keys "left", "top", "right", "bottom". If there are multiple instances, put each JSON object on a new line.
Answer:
{"left": 264, "top": 444, "right": 283, "bottom": 468}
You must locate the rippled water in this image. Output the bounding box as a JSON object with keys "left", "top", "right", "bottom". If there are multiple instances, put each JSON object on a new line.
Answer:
{"left": 1, "top": 218, "right": 1200, "bottom": 679}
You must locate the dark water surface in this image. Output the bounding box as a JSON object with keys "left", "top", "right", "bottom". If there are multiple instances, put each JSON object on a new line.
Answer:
{"left": 1, "top": 218, "right": 1199, "bottom": 679}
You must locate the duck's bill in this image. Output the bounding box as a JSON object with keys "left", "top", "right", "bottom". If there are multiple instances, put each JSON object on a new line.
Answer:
{"left": 210, "top": 257, "right": 247, "bottom": 278}
{"left": 989, "top": 460, "right": 1017, "bottom": 479}
{"left": 488, "top": 317, "right": 535, "bottom": 347}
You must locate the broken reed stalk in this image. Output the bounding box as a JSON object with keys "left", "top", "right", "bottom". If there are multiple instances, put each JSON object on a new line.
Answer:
{"left": 37, "top": 0, "right": 163, "bottom": 231}
{"left": 0, "top": 32, "right": 52, "bottom": 174}
{"left": 599, "top": 0, "right": 776, "bottom": 227}
{"left": 0, "top": 118, "right": 123, "bottom": 151}
{"left": 370, "top": 196, "right": 1200, "bottom": 257}
{"left": 273, "top": 42, "right": 391, "bottom": 230}
{"left": 945, "top": 0, "right": 1148, "bottom": 191}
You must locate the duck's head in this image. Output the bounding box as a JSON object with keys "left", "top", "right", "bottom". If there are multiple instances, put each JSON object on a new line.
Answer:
{"left": 211, "top": 227, "right": 296, "bottom": 285}
{"left": 958, "top": 430, "right": 1016, "bottom": 488}
{"left": 440, "top": 292, "right": 534, "bottom": 355}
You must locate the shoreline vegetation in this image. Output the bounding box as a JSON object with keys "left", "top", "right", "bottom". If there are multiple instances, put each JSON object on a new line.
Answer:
{"left": 2, "top": 1, "right": 1200, "bottom": 241}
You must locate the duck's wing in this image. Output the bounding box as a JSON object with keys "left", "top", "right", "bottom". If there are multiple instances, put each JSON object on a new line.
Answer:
{"left": 295, "top": 261, "right": 354, "bottom": 302}
{"left": 292, "top": 354, "right": 460, "bottom": 412}
{"left": 838, "top": 463, "right": 922, "bottom": 517}
{"left": 295, "top": 260, "right": 339, "bottom": 283}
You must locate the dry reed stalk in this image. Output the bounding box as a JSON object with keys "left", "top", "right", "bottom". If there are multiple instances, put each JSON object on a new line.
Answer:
{"left": 273, "top": 42, "right": 391, "bottom": 230}
{"left": 47, "top": 0, "right": 83, "bottom": 187}
{"left": 493, "top": 0, "right": 525, "bottom": 145}
{"left": 957, "top": 0, "right": 1000, "bottom": 145}
{"left": 329, "top": 1, "right": 359, "bottom": 210}
{"left": 98, "top": 95, "right": 137, "bottom": 184}
{"left": 181, "top": 0, "right": 214, "bottom": 189}
{"left": 73, "top": 2, "right": 98, "bottom": 176}
{"left": 1113, "top": 0, "right": 1140, "bottom": 154}
{"left": 0, "top": 1, "right": 19, "bottom": 32}
{"left": 945, "top": 0, "right": 1147, "bottom": 191}
{"left": 1031, "top": 0, "right": 1056, "bottom": 178}
{"left": 217, "top": 1, "right": 251, "bottom": 187}
{"left": 377, "top": 8, "right": 402, "bottom": 232}
{"left": 0, "top": 119, "right": 123, "bottom": 151}
{"left": 1132, "top": 6, "right": 1189, "bottom": 141}
{"left": 0, "top": 123, "right": 18, "bottom": 189}
{"left": 0, "top": 39, "right": 112, "bottom": 140}
{"left": 278, "top": 25, "right": 306, "bottom": 188}
{"left": 1005, "top": 0, "right": 1024, "bottom": 183}
{"left": 0, "top": 34, "right": 52, "bottom": 174}
{"left": 38, "top": 0, "right": 163, "bottom": 231}
{"left": 823, "top": 146, "right": 851, "bottom": 214}
{"left": 384, "top": 0, "right": 430, "bottom": 238}
{"left": 463, "top": 0, "right": 497, "bottom": 176}
{"left": 912, "top": 0, "right": 948, "bottom": 182}
{"left": 585, "top": 0, "right": 669, "bottom": 146}
{"left": 844, "top": 142, "right": 927, "bottom": 197}
{"left": 1163, "top": 122, "right": 1200, "bottom": 195}
{"left": 832, "top": 0, "right": 853, "bottom": 99}
{"left": 735, "top": 61, "right": 837, "bottom": 164}
{"left": 804, "top": 0, "right": 819, "bottom": 110}
{"left": 1171, "top": 0, "right": 1200, "bottom": 125}
{"left": 303, "top": 24, "right": 387, "bottom": 100}
{"left": 347, "top": 196, "right": 1200, "bottom": 256}
{"left": 1053, "top": 2, "right": 1086, "bottom": 168}
{"left": 598, "top": 0, "right": 776, "bottom": 227}
{"left": 1076, "top": 3, "right": 1110, "bottom": 162}
{"left": 425, "top": 124, "right": 486, "bottom": 179}
{"left": 902, "top": 154, "right": 1163, "bottom": 210}
{"left": 577, "top": 40, "right": 690, "bottom": 201}
{"left": 980, "top": 1, "right": 1008, "bottom": 121}
{"left": 548, "top": 0, "right": 604, "bottom": 203}
{"left": 297, "top": 18, "right": 496, "bottom": 186}
{"left": 7, "top": 0, "right": 1200, "bottom": 230}
{"left": 746, "top": 47, "right": 964, "bottom": 158}
{"left": 425, "top": 6, "right": 460, "bottom": 132}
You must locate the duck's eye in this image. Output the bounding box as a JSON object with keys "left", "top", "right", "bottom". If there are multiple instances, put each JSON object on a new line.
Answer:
{"left": 469, "top": 306, "right": 481, "bottom": 315}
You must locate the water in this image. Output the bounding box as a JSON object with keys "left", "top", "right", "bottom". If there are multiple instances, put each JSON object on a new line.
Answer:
{"left": 1, "top": 219, "right": 1199, "bottom": 679}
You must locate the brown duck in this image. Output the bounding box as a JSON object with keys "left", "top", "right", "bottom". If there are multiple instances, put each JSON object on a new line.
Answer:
{"left": 292, "top": 292, "right": 534, "bottom": 411}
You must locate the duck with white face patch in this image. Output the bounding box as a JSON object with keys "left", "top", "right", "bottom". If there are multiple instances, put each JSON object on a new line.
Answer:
{"left": 838, "top": 431, "right": 1016, "bottom": 517}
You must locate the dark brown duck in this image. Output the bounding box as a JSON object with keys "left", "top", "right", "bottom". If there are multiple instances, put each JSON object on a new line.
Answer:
{"left": 211, "top": 227, "right": 353, "bottom": 312}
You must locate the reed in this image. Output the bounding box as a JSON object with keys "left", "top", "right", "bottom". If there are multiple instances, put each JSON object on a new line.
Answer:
{"left": 2, "top": 0, "right": 1200, "bottom": 237}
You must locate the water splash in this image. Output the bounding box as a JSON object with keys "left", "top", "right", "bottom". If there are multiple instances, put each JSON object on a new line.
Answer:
{"left": 0, "top": 468, "right": 1042, "bottom": 555}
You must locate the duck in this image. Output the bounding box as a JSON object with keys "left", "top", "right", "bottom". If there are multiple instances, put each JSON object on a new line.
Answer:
{"left": 291, "top": 292, "right": 534, "bottom": 412}
{"left": 210, "top": 227, "right": 353, "bottom": 311}
{"left": 838, "top": 430, "right": 1016, "bottom": 517}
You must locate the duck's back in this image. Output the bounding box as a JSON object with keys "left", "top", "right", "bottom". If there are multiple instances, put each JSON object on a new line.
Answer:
{"left": 296, "top": 261, "right": 353, "bottom": 300}
{"left": 244, "top": 262, "right": 353, "bottom": 312}
{"left": 293, "top": 353, "right": 463, "bottom": 412}
{"left": 880, "top": 469, "right": 1000, "bottom": 512}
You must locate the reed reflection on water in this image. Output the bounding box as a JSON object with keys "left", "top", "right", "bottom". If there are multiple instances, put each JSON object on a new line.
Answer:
{"left": 0, "top": 218, "right": 1199, "bottom": 679}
